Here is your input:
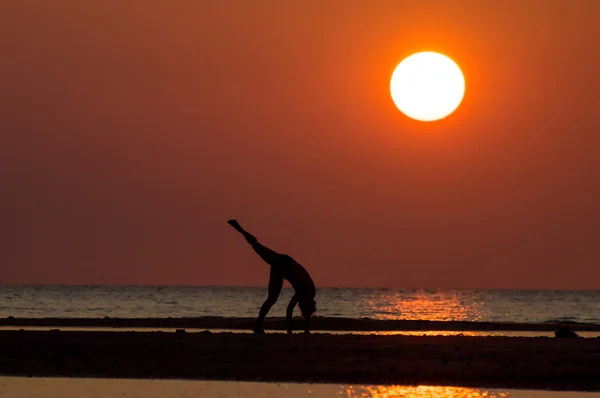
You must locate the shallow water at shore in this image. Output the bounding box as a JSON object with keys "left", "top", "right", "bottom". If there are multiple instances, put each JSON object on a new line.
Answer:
{"left": 1, "top": 378, "right": 599, "bottom": 398}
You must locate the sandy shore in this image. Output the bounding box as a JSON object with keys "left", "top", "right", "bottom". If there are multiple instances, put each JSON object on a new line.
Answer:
{"left": 1, "top": 330, "right": 599, "bottom": 391}
{"left": 2, "top": 316, "right": 600, "bottom": 332}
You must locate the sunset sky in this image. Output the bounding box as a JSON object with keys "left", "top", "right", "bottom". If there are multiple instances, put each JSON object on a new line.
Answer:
{"left": 4, "top": 1, "right": 600, "bottom": 289}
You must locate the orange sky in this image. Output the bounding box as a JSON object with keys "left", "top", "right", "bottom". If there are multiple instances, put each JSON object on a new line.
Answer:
{"left": 4, "top": 1, "right": 600, "bottom": 288}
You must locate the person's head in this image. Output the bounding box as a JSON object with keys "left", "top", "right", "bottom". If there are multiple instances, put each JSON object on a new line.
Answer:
{"left": 299, "top": 298, "right": 317, "bottom": 317}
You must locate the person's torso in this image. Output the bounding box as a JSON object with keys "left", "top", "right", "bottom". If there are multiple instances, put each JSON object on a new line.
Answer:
{"left": 276, "top": 255, "right": 315, "bottom": 297}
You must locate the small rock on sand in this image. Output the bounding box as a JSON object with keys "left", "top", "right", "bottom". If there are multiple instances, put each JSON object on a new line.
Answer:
{"left": 555, "top": 326, "right": 579, "bottom": 338}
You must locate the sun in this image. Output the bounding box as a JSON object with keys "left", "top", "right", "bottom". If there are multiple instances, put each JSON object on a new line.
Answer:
{"left": 390, "top": 52, "right": 465, "bottom": 122}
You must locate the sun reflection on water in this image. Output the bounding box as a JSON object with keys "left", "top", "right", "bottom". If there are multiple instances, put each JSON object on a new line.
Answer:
{"left": 340, "top": 385, "right": 510, "bottom": 398}
{"left": 359, "top": 290, "right": 503, "bottom": 321}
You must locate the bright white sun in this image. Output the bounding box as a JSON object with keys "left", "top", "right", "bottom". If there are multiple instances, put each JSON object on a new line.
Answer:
{"left": 390, "top": 52, "right": 465, "bottom": 122}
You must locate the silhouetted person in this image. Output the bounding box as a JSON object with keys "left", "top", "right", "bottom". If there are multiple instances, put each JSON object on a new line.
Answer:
{"left": 227, "top": 219, "right": 317, "bottom": 334}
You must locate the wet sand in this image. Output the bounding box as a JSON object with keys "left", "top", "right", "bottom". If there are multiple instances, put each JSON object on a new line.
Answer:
{"left": 1, "top": 330, "right": 599, "bottom": 391}
{"left": 3, "top": 316, "right": 600, "bottom": 332}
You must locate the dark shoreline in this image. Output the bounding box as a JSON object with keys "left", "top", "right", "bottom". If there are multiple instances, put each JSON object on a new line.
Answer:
{"left": 1, "top": 330, "right": 600, "bottom": 391}
{"left": 2, "top": 316, "right": 600, "bottom": 332}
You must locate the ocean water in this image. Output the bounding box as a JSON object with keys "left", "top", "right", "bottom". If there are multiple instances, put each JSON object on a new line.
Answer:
{"left": 1, "top": 286, "right": 599, "bottom": 323}
{"left": 1, "top": 378, "right": 599, "bottom": 398}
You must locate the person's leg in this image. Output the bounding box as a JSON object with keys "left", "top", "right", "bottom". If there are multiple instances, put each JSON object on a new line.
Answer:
{"left": 228, "top": 219, "right": 282, "bottom": 266}
{"left": 254, "top": 268, "right": 284, "bottom": 333}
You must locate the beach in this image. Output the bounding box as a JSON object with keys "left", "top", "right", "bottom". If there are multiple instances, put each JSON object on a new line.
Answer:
{"left": 3, "top": 316, "right": 600, "bottom": 332}
{"left": 1, "top": 327, "right": 599, "bottom": 391}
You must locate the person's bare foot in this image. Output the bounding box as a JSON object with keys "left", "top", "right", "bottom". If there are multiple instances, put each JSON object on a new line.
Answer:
{"left": 227, "top": 219, "right": 244, "bottom": 232}
{"left": 253, "top": 327, "right": 265, "bottom": 334}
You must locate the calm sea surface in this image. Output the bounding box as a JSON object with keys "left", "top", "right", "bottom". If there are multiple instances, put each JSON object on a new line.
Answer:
{"left": 1, "top": 378, "right": 599, "bottom": 398}
{"left": 1, "top": 286, "right": 599, "bottom": 323}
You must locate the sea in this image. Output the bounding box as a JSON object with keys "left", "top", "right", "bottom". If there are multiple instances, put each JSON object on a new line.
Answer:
{"left": 1, "top": 286, "right": 599, "bottom": 324}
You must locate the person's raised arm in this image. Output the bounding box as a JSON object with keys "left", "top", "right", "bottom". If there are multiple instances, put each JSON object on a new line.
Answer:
{"left": 286, "top": 295, "right": 299, "bottom": 334}
{"left": 303, "top": 313, "right": 311, "bottom": 334}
